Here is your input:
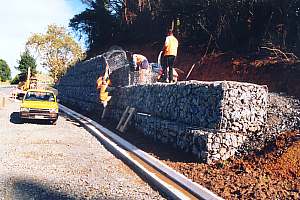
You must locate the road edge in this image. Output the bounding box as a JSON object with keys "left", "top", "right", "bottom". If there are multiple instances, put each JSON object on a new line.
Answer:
{"left": 59, "top": 104, "right": 223, "bottom": 200}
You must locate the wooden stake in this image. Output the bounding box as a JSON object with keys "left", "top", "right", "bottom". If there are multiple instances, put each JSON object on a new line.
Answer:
{"left": 117, "top": 106, "right": 130, "bottom": 130}
{"left": 120, "top": 108, "right": 135, "bottom": 133}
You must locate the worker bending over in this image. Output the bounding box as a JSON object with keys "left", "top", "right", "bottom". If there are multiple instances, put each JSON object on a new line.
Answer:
{"left": 132, "top": 54, "right": 150, "bottom": 84}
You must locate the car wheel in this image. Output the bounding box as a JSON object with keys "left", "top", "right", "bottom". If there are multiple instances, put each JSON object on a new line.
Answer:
{"left": 50, "top": 119, "right": 57, "bottom": 125}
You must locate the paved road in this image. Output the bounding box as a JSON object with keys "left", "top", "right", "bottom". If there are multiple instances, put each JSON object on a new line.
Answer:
{"left": 0, "top": 85, "right": 16, "bottom": 96}
{"left": 0, "top": 96, "right": 164, "bottom": 199}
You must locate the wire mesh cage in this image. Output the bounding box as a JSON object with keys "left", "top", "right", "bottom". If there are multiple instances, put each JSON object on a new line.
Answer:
{"left": 103, "top": 46, "right": 129, "bottom": 73}
{"left": 101, "top": 46, "right": 161, "bottom": 86}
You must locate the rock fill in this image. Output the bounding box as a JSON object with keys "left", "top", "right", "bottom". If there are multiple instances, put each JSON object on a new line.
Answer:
{"left": 57, "top": 50, "right": 268, "bottom": 163}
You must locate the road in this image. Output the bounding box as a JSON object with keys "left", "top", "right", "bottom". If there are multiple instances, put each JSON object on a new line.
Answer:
{"left": 0, "top": 89, "right": 164, "bottom": 199}
{"left": 0, "top": 85, "right": 15, "bottom": 97}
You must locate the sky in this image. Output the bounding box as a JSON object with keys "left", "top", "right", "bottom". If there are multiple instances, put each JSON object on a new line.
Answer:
{"left": 0, "top": 0, "right": 87, "bottom": 77}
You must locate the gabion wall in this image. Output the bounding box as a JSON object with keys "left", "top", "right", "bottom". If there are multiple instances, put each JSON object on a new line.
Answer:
{"left": 107, "top": 81, "right": 268, "bottom": 163}
{"left": 57, "top": 53, "right": 268, "bottom": 163}
{"left": 110, "top": 81, "right": 268, "bottom": 133}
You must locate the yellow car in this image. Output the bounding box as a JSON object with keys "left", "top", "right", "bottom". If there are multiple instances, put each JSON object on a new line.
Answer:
{"left": 20, "top": 89, "right": 59, "bottom": 124}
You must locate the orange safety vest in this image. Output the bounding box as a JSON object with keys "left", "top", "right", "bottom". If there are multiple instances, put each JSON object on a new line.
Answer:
{"left": 164, "top": 35, "right": 178, "bottom": 56}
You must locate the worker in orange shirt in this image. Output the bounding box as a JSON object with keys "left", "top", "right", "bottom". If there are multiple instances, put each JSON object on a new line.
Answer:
{"left": 162, "top": 29, "right": 178, "bottom": 83}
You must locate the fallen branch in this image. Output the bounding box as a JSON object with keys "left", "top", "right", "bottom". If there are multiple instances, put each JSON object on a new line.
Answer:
{"left": 285, "top": 52, "right": 298, "bottom": 60}
{"left": 261, "top": 46, "right": 289, "bottom": 60}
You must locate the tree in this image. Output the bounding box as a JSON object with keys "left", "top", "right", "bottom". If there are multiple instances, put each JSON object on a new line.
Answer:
{"left": 26, "top": 24, "right": 85, "bottom": 82}
{"left": 0, "top": 59, "right": 11, "bottom": 81}
{"left": 71, "top": 0, "right": 300, "bottom": 56}
{"left": 17, "top": 49, "right": 37, "bottom": 74}
{"left": 10, "top": 74, "right": 20, "bottom": 84}
{"left": 70, "top": 0, "right": 115, "bottom": 55}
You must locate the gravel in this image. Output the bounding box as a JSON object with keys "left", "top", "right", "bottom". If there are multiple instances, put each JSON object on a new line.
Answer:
{"left": 267, "top": 92, "right": 300, "bottom": 133}
{"left": 0, "top": 100, "right": 165, "bottom": 200}
{"left": 238, "top": 92, "right": 300, "bottom": 154}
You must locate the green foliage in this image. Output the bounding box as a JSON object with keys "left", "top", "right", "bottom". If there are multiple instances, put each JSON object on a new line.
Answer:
{"left": 161, "top": 0, "right": 300, "bottom": 52}
{"left": 10, "top": 72, "right": 28, "bottom": 84}
{"left": 0, "top": 59, "right": 11, "bottom": 81}
{"left": 71, "top": 0, "right": 300, "bottom": 56}
{"left": 70, "top": 0, "right": 115, "bottom": 55}
{"left": 26, "top": 24, "right": 85, "bottom": 82}
{"left": 17, "top": 49, "right": 37, "bottom": 74}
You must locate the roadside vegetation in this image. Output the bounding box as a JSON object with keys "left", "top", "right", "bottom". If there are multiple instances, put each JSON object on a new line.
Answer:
{"left": 0, "top": 59, "right": 11, "bottom": 82}
{"left": 17, "top": 49, "right": 37, "bottom": 75}
{"left": 11, "top": 49, "right": 38, "bottom": 85}
{"left": 26, "top": 24, "right": 85, "bottom": 82}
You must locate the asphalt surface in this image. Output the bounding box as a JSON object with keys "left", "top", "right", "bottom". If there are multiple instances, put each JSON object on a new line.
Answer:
{"left": 0, "top": 87, "right": 164, "bottom": 200}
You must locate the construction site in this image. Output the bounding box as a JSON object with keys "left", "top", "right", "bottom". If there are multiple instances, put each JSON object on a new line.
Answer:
{"left": 1, "top": 1, "right": 300, "bottom": 199}
{"left": 56, "top": 46, "right": 300, "bottom": 199}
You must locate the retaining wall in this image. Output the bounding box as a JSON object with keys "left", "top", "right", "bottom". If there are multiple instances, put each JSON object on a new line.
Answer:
{"left": 57, "top": 54, "right": 268, "bottom": 163}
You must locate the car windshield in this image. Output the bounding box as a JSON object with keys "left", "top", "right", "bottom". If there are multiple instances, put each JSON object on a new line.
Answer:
{"left": 24, "top": 91, "right": 55, "bottom": 102}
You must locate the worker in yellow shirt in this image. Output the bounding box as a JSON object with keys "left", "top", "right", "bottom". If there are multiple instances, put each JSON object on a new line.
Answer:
{"left": 162, "top": 29, "right": 178, "bottom": 83}
{"left": 96, "top": 59, "right": 112, "bottom": 107}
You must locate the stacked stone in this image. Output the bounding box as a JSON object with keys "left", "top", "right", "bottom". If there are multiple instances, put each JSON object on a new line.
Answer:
{"left": 110, "top": 81, "right": 224, "bottom": 128}
{"left": 109, "top": 66, "right": 131, "bottom": 87}
{"left": 108, "top": 80, "right": 268, "bottom": 163}
{"left": 110, "top": 81, "right": 268, "bottom": 130}
{"left": 57, "top": 51, "right": 269, "bottom": 163}
{"left": 120, "top": 111, "right": 248, "bottom": 163}
{"left": 57, "top": 56, "right": 103, "bottom": 112}
{"left": 128, "top": 66, "right": 157, "bottom": 85}
{"left": 57, "top": 48, "right": 130, "bottom": 110}
{"left": 220, "top": 81, "right": 268, "bottom": 133}
{"left": 190, "top": 130, "right": 246, "bottom": 162}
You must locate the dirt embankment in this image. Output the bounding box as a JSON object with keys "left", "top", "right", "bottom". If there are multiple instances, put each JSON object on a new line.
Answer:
{"left": 182, "top": 53, "right": 300, "bottom": 98}
{"left": 164, "top": 130, "right": 300, "bottom": 199}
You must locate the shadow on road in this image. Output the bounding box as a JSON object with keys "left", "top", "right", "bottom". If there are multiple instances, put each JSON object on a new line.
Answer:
{"left": 11, "top": 179, "right": 118, "bottom": 200}
{"left": 9, "top": 112, "right": 52, "bottom": 125}
{"left": 9, "top": 112, "right": 23, "bottom": 124}
{"left": 60, "top": 112, "right": 83, "bottom": 128}
{"left": 12, "top": 179, "right": 75, "bottom": 200}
